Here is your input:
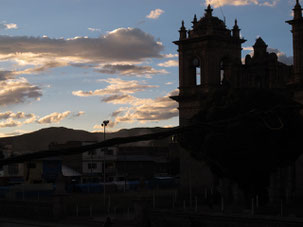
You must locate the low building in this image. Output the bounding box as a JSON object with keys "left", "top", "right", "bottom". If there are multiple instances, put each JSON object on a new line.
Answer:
{"left": 82, "top": 144, "right": 118, "bottom": 183}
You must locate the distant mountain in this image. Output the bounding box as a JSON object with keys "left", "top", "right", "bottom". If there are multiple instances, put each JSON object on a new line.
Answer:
{"left": 0, "top": 127, "right": 172, "bottom": 154}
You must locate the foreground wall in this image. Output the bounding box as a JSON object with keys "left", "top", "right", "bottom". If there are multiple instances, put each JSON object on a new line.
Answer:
{"left": 150, "top": 210, "right": 303, "bottom": 227}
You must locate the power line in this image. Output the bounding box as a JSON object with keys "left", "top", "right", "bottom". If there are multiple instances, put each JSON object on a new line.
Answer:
{"left": 218, "top": 0, "right": 226, "bottom": 24}
{"left": 0, "top": 102, "right": 301, "bottom": 166}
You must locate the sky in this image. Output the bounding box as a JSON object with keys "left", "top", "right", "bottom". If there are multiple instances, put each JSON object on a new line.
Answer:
{"left": 0, "top": 0, "right": 298, "bottom": 137}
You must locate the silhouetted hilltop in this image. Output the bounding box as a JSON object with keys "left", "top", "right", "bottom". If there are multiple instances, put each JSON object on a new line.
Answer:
{"left": 0, "top": 126, "right": 172, "bottom": 154}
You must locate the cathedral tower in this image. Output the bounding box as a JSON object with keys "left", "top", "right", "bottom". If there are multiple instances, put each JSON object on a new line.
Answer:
{"left": 171, "top": 5, "right": 245, "bottom": 194}
{"left": 286, "top": 0, "right": 303, "bottom": 84}
{"left": 172, "top": 5, "right": 245, "bottom": 126}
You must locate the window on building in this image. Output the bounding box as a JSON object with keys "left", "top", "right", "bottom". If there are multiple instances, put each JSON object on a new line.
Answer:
{"left": 27, "top": 163, "right": 36, "bottom": 168}
{"left": 88, "top": 150, "right": 96, "bottom": 156}
{"left": 196, "top": 67, "right": 201, "bottom": 86}
{"left": 8, "top": 164, "right": 18, "bottom": 175}
{"left": 193, "top": 58, "right": 201, "bottom": 86}
{"left": 88, "top": 163, "right": 97, "bottom": 169}
{"left": 220, "top": 60, "right": 224, "bottom": 85}
{"left": 105, "top": 149, "right": 113, "bottom": 156}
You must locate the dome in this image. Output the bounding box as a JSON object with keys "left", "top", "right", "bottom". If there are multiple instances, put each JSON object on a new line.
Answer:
{"left": 190, "top": 5, "right": 230, "bottom": 38}
{"left": 197, "top": 5, "right": 226, "bottom": 31}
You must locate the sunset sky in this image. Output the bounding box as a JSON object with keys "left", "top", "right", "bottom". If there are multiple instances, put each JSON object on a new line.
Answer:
{"left": 0, "top": 0, "right": 297, "bottom": 137}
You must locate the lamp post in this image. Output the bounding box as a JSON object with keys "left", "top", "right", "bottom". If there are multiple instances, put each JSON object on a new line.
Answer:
{"left": 101, "top": 120, "right": 109, "bottom": 207}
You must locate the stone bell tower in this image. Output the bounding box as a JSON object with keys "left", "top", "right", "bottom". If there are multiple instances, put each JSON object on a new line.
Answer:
{"left": 286, "top": 0, "right": 303, "bottom": 84}
{"left": 172, "top": 5, "right": 246, "bottom": 126}
{"left": 171, "top": 5, "right": 246, "bottom": 194}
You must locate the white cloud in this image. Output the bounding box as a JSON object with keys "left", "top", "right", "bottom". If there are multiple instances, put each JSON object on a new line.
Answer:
{"left": 0, "top": 130, "right": 29, "bottom": 137}
{"left": 0, "top": 27, "right": 164, "bottom": 76}
{"left": 163, "top": 53, "right": 178, "bottom": 58}
{"left": 93, "top": 120, "right": 116, "bottom": 129}
{"left": 0, "top": 110, "right": 84, "bottom": 128}
{"left": 96, "top": 64, "right": 168, "bottom": 76}
{"left": 0, "top": 77, "right": 42, "bottom": 106}
{"left": 5, "top": 23, "right": 18, "bottom": 29}
{"left": 112, "top": 89, "right": 179, "bottom": 125}
{"left": 146, "top": 9, "right": 165, "bottom": 19}
{"left": 37, "top": 111, "right": 71, "bottom": 124}
{"left": 243, "top": 46, "right": 254, "bottom": 51}
{"left": 0, "top": 111, "right": 36, "bottom": 128}
{"left": 268, "top": 48, "right": 293, "bottom": 65}
{"left": 72, "top": 78, "right": 158, "bottom": 97}
{"left": 0, "top": 22, "right": 18, "bottom": 30}
{"left": 243, "top": 47, "right": 293, "bottom": 65}
{"left": 88, "top": 27, "right": 101, "bottom": 32}
{"left": 158, "top": 60, "right": 178, "bottom": 67}
{"left": 205, "top": 0, "right": 279, "bottom": 8}
{"left": 101, "top": 94, "right": 136, "bottom": 104}
{"left": 0, "top": 111, "right": 35, "bottom": 120}
{"left": 73, "top": 78, "right": 178, "bottom": 127}
{"left": 73, "top": 111, "right": 85, "bottom": 117}
{"left": 0, "top": 119, "right": 22, "bottom": 128}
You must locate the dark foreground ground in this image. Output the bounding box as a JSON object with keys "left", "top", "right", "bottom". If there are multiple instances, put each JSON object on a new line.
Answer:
{"left": 0, "top": 216, "right": 135, "bottom": 227}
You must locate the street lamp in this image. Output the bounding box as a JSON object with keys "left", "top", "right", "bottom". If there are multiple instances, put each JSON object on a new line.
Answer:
{"left": 101, "top": 120, "right": 109, "bottom": 207}
{"left": 101, "top": 120, "right": 109, "bottom": 140}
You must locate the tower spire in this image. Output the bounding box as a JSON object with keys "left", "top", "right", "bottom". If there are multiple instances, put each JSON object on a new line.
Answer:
{"left": 192, "top": 14, "right": 198, "bottom": 29}
{"left": 294, "top": 0, "right": 302, "bottom": 19}
{"left": 205, "top": 4, "right": 213, "bottom": 17}
{"left": 286, "top": 0, "right": 303, "bottom": 84}
{"left": 232, "top": 19, "right": 240, "bottom": 38}
{"left": 179, "top": 20, "right": 187, "bottom": 40}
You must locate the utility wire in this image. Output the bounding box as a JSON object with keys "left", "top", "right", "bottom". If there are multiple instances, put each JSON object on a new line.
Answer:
{"left": 218, "top": 0, "right": 226, "bottom": 24}
{"left": 0, "top": 103, "right": 301, "bottom": 167}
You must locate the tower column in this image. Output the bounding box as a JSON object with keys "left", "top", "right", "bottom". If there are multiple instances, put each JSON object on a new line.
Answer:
{"left": 286, "top": 0, "right": 303, "bottom": 84}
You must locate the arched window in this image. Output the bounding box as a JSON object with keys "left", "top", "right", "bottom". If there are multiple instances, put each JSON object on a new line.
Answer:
{"left": 193, "top": 58, "right": 201, "bottom": 86}
{"left": 220, "top": 60, "right": 224, "bottom": 85}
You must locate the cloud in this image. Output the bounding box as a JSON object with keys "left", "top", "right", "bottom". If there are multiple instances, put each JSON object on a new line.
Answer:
{"left": 111, "top": 108, "right": 127, "bottom": 118}
{"left": 243, "top": 46, "right": 254, "bottom": 51}
{"left": 111, "top": 89, "right": 179, "bottom": 125}
{"left": 0, "top": 22, "right": 18, "bottom": 30}
{"left": 0, "top": 110, "right": 84, "bottom": 128}
{"left": 0, "top": 119, "right": 22, "bottom": 128}
{"left": 242, "top": 47, "right": 293, "bottom": 65}
{"left": 37, "top": 111, "right": 71, "bottom": 124}
{"left": 0, "top": 71, "right": 14, "bottom": 81}
{"left": 163, "top": 53, "right": 178, "bottom": 58}
{"left": 88, "top": 27, "right": 101, "bottom": 32}
{"left": 0, "top": 111, "right": 36, "bottom": 128}
{"left": 146, "top": 9, "right": 165, "bottom": 19}
{"left": 0, "top": 27, "right": 163, "bottom": 63}
{"left": 72, "top": 78, "right": 158, "bottom": 97}
{"left": 93, "top": 120, "right": 116, "bottom": 129}
{"left": 268, "top": 48, "right": 293, "bottom": 65}
{"left": 205, "top": 0, "right": 279, "bottom": 8}
{"left": 95, "top": 64, "right": 168, "bottom": 76}
{"left": 73, "top": 76, "right": 177, "bottom": 127}
{"left": 73, "top": 78, "right": 178, "bottom": 127}
{"left": 101, "top": 94, "right": 136, "bottom": 104}
{"left": 0, "top": 28, "right": 164, "bottom": 76}
{"left": 0, "top": 130, "right": 29, "bottom": 137}
{"left": 0, "top": 111, "right": 35, "bottom": 120}
{"left": 158, "top": 60, "right": 178, "bottom": 67}
{"left": 0, "top": 77, "right": 42, "bottom": 106}
{"left": 73, "top": 111, "right": 85, "bottom": 117}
